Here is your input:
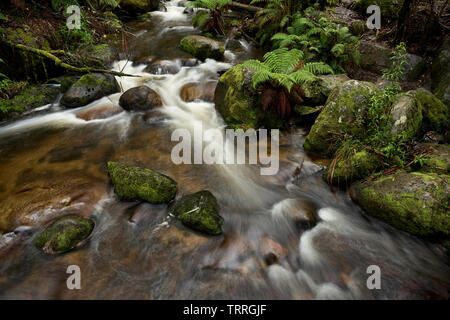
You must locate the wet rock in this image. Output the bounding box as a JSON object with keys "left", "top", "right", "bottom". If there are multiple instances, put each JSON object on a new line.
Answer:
{"left": 350, "top": 171, "right": 450, "bottom": 239}
{"left": 410, "top": 88, "right": 449, "bottom": 133}
{"left": 302, "top": 74, "right": 351, "bottom": 105}
{"left": 119, "top": 86, "right": 162, "bottom": 111}
{"left": 107, "top": 161, "right": 177, "bottom": 204}
{"left": 34, "top": 215, "right": 95, "bottom": 254}
{"left": 179, "top": 35, "right": 225, "bottom": 61}
{"left": 60, "top": 73, "right": 120, "bottom": 108}
{"left": 323, "top": 149, "right": 381, "bottom": 186}
{"left": 118, "top": 0, "right": 160, "bottom": 13}
{"left": 76, "top": 104, "right": 123, "bottom": 121}
{"left": 259, "top": 236, "right": 288, "bottom": 265}
{"left": 304, "top": 80, "right": 378, "bottom": 157}
{"left": 144, "top": 60, "right": 180, "bottom": 75}
{"left": 431, "top": 37, "right": 450, "bottom": 106}
{"left": 214, "top": 64, "right": 282, "bottom": 129}
{"left": 272, "top": 198, "right": 318, "bottom": 230}
{"left": 388, "top": 92, "right": 422, "bottom": 142}
{"left": 418, "top": 144, "right": 450, "bottom": 174}
{"left": 169, "top": 190, "right": 223, "bottom": 235}
{"left": 0, "top": 84, "right": 59, "bottom": 120}
{"left": 358, "top": 41, "right": 425, "bottom": 81}
{"left": 180, "top": 81, "right": 217, "bottom": 102}
{"left": 46, "top": 75, "right": 79, "bottom": 93}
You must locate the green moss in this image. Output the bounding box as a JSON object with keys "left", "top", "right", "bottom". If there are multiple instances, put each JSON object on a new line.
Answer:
{"left": 34, "top": 215, "right": 94, "bottom": 254}
{"left": 107, "top": 161, "right": 177, "bottom": 204}
{"left": 169, "top": 190, "right": 223, "bottom": 235}
{"left": 419, "top": 144, "right": 450, "bottom": 174}
{"left": 351, "top": 171, "right": 450, "bottom": 239}
{"left": 304, "top": 80, "right": 378, "bottom": 157}
{"left": 179, "top": 35, "right": 225, "bottom": 61}
{"left": 389, "top": 92, "right": 423, "bottom": 142}
{"left": 411, "top": 88, "right": 449, "bottom": 133}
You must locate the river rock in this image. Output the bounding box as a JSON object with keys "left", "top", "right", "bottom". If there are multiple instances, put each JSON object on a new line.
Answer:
{"left": 107, "top": 161, "right": 177, "bottom": 204}
{"left": 34, "top": 215, "right": 95, "bottom": 254}
{"left": 118, "top": 0, "right": 160, "bottom": 13}
{"left": 214, "top": 64, "right": 282, "bottom": 129}
{"left": 60, "top": 73, "right": 120, "bottom": 108}
{"left": 180, "top": 81, "right": 217, "bottom": 102}
{"left": 323, "top": 149, "right": 381, "bottom": 186}
{"left": 418, "top": 144, "right": 450, "bottom": 174}
{"left": 303, "top": 80, "right": 378, "bottom": 157}
{"left": 410, "top": 88, "right": 449, "bottom": 133}
{"left": 119, "top": 86, "right": 162, "bottom": 111}
{"left": 350, "top": 171, "right": 450, "bottom": 239}
{"left": 179, "top": 35, "right": 225, "bottom": 61}
{"left": 358, "top": 41, "right": 425, "bottom": 81}
{"left": 169, "top": 190, "right": 223, "bottom": 235}
{"left": 259, "top": 236, "right": 288, "bottom": 265}
{"left": 76, "top": 104, "right": 123, "bottom": 121}
{"left": 302, "top": 74, "right": 351, "bottom": 105}
{"left": 388, "top": 92, "right": 422, "bottom": 142}
{"left": 432, "top": 37, "right": 450, "bottom": 106}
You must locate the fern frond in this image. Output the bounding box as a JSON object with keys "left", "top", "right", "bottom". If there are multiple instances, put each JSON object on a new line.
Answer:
{"left": 303, "top": 62, "right": 334, "bottom": 75}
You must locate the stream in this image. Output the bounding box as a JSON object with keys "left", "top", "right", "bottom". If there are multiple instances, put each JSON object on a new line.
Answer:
{"left": 0, "top": 0, "right": 449, "bottom": 299}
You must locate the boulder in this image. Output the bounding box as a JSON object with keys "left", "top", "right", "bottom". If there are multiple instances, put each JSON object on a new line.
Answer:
{"left": 410, "top": 88, "right": 449, "bottom": 133}
{"left": 180, "top": 81, "right": 217, "bottom": 102}
{"left": 350, "top": 171, "right": 450, "bottom": 239}
{"left": 303, "top": 80, "right": 378, "bottom": 157}
{"left": 119, "top": 86, "right": 162, "bottom": 111}
{"left": 419, "top": 144, "right": 450, "bottom": 174}
{"left": 107, "top": 161, "right": 177, "bottom": 204}
{"left": 323, "top": 149, "right": 381, "bottom": 186}
{"left": 179, "top": 35, "right": 225, "bottom": 61}
{"left": 144, "top": 59, "right": 199, "bottom": 75}
{"left": 432, "top": 37, "right": 450, "bottom": 106}
{"left": 76, "top": 104, "right": 123, "bottom": 121}
{"left": 302, "top": 74, "right": 350, "bottom": 105}
{"left": 118, "top": 0, "right": 160, "bottom": 13}
{"left": 169, "top": 190, "right": 223, "bottom": 235}
{"left": 214, "top": 64, "right": 282, "bottom": 129}
{"left": 61, "top": 73, "right": 120, "bottom": 108}
{"left": 34, "top": 215, "right": 95, "bottom": 254}
{"left": 358, "top": 41, "right": 425, "bottom": 81}
{"left": 388, "top": 92, "right": 422, "bottom": 142}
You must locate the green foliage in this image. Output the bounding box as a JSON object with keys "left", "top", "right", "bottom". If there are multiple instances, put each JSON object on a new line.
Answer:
{"left": 51, "top": 0, "right": 79, "bottom": 12}
{"left": 243, "top": 48, "right": 333, "bottom": 92}
{"left": 60, "top": 8, "right": 93, "bottom": 49}
{"left": 270, "top": 10, "right": 360, "bottom": 73}
{"left": 187, "top": 0, "right": 231, "bottom": 35}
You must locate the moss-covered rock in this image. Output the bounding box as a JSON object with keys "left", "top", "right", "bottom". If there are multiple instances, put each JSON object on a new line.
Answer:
{"left": 411, "top": 88, "right": 449, "bottom": 133}
{"left": 431, "top": 37, "right": 450, "bottom": 106}
{"left": 419, "top": 144, "right": 450, "bottom": 174}
{"left": 350, "top": 171, "right": 449, "bottom": 239}
{"left": 304, "top": 80, "right": 378, "bottom": 157}
{"left": 388, "top": 91, "right": 422, "bottom": 142}
{"left": 107, "top": 161, "right": 177, "bottom": 204}
{"left": 302, "top": 74, "right": 350, "bottom": 106}
{"left": 169, "top": 190, "right": 223, "bottom": 235}
{"left": 34, "top": 215, "right": 95, "bottom": 254}
{"left": 46, "top": 75, "right": 79, "bottom": 93}
{"left": 214, "top": 64, "right": 282, "bottom": 129}
{"left": 323, "top": 149, "right": 381, "bottom": 186}
{"left": 179, "top": 35, "right": 225, "bottom": 61}
{"left": 0, "top": 84, "right": 59, "bottom": 119}
{"left": 60, "top": 73, "right": 120, "bottom": 108}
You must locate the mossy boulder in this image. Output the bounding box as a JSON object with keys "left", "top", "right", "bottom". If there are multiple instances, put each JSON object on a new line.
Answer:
{"left": 419, "top": 144, "right": 450, "bottom": 174}
{"left": 411, "top": 88, "right": 449, "bottom": 133}
{"left": 107, "top": 161, "right": 177, "bottom": 204}
{"left": 388, "top": 91, "right": 422, "bottom": 142}
{"left": 350, "top": 171, "right": 449, "bottom": 239}
{"left": 117, "top": 0, "right": 160, "bottom": 13}
{"left": 179, "top": 35, "right": 225, "bottom": 61}
{"left": 304, "top": 80, "right": 378, "bottom": 157}
{"left": 431, "top": 37, "right": 450, "bottom": 106}
{"left": 169, "top": 190, "right": 223, "bottom": 235}
{"left": 34, "top": 215, "right": 95, "bottom": 254}
{"left": 0, "top": 84, "right": 59, "bottom": 119}
{"left": 214, "top": 64, "right": 282, "bottom": 129}
{"left": 46, "top": 75, "right": 79, "bottom": 93}
{"left": 60, "top": 73, "right": 120, "bottom": 108}
{"left": 302, "top": 74, "right": 350, "bottom": 106}
{"left": 323, "top": 149, "right": 381, "bottom": 186}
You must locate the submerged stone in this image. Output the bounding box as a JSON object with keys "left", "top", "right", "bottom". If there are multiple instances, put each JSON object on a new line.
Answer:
{"left": 107, "top": 161, "right": 177, "bottom": 204}
{"left": 169, "top": 190, "right": 223, "bottom": 235}
{"left": 34, "top": 215, "right": 94, "bottom": 254}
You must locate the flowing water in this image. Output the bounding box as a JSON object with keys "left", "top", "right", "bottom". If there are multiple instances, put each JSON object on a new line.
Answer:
{"left": 0, "top": 1, "right": 449, "bottom": 299}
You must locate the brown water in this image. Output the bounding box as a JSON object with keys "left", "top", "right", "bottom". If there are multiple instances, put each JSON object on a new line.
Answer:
{"left": 0, "top": 1, "right": 449, "bottom": 299}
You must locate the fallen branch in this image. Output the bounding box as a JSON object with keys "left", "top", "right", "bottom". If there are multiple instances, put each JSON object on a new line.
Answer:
{"left": 230, "top": 1, "right": 262, "bottom": 13}
{"left": 13, "top": 43, "right": 138, "bottom": 77}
